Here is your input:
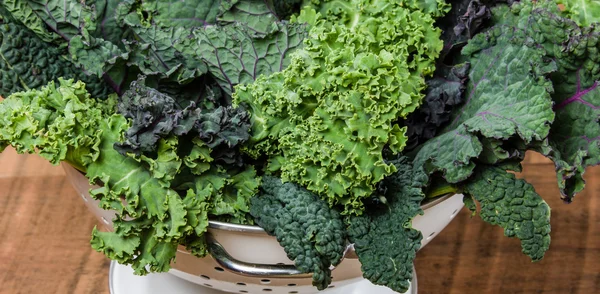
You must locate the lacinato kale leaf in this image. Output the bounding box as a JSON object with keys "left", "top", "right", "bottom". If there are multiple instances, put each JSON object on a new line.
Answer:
{"left": 0, "top": 12, "right": 111, "bottom": 97}
{"left": 463, "top": 166, "right": 551, "bottom": 261}
{"left": 249, "top": 176, "right": 346, "bottom": 290}
{"left": 345, "top": 157, "right": 426, "bottom": 293}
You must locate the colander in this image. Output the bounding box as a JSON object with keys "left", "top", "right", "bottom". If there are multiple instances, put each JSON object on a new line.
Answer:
{"left": 62, "top": 164, "right": 464, "bottom": 294}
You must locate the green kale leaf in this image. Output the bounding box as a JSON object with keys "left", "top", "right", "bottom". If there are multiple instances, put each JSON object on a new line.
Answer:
{"left": 0, "top": 12, "right": 111, "bottom": 97}
{"left": 557, "top": 0, "right": 600, "bottom": 26}
{"left": 412, "top": 4, "right": 556, "bottom": 183}
{"left": 249, "top": 175, "right": 346, "bottom": 290}
{"left": 463, "top": 166, "right": 552, "bottom": 261}
{"left": 0, "top": 79, "right": 258, "bottom": 274}
{"left": 488, "top": 0, "right": 600, "bottom": 201}
{"left": 345, "top": 157, "right": 425, "bottom": 293}
{"left": 235, "top": 0, "right": 447, "bottom": 215}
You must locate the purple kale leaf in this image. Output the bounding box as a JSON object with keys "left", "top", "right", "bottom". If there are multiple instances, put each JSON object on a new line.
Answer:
{"left": 114, "top": 77, "right": 251, "bottom": 159}
{"left": 403, "top": 63, "right": 471, "bottom": 150}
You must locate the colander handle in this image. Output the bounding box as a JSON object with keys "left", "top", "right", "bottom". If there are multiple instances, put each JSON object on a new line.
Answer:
{"left": 206, "top": 233, "right": 315, "bottom": 278}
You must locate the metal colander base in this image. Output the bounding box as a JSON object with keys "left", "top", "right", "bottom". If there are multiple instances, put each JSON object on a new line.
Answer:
{"left": 109, "top": 261, "right": 416, "bottom": 294}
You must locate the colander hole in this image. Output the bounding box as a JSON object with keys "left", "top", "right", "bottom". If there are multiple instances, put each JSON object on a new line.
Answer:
{"left": 261, "top": 279, "right": 271, "bottom": 284}
{"left": 289, "top": 292, "right": 298, "bottom": 294}
{"left": 262, "top": 289, "right": 272, "bottom": 292}
{"left": 214, "top": 267, "right": 225, "bottom": 272}
{"left": 204, "top": 284, "right": 213, "bottom": 288}
{"left": 80, "top": 193, "right": 88, "bottom": 202}
{"left": 276, "top": 263, "right": 285, "bottom": 265}
{"left": 426, "top": 231, "right": 436, "bottom": 240}
{"left": 328, "top": 285, "right": 335, "bottom": 288}
{"left": 101, "top": 216, "right": 110, "bottom": 225}
{"left": 451, "top": 209, "right": 459, "bottom": 216}
{"left": 200, "top": 275, "right": 210, "bottom": 280}
{"left": 236, "top": 282, "right": 246, "bottom": 286}
{"left": 287, "top": 284, "right": 297, "bottom": 287}
{"left": 239, "top": 291, "right": 248, "bottom": 293}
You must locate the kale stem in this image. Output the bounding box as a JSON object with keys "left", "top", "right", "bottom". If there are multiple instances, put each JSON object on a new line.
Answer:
{"left": 426, "top": 184, "right": 460, "bottom": 199}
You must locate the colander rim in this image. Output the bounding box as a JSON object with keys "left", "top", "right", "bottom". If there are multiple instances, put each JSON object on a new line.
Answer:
{"left": 207, "top": 193, "right": 454, "bottom": 234}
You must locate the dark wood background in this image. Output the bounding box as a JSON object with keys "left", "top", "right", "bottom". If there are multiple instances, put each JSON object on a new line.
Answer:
{"left": 0, "top": 147, "right": 598, "bottom": 294}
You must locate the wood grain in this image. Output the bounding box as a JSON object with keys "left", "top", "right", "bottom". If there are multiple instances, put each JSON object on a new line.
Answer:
{"left": 0, "top": 148, "right": 598, "bottom": 294}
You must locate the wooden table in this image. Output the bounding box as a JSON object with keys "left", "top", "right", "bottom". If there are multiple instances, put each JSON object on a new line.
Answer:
{"left": 0, "top": 147, "right": 598, "bottom": 294}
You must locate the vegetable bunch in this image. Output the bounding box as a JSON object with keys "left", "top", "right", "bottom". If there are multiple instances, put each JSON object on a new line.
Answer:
{"left": 0, "top": 0, "right": 599, "bottom": 293}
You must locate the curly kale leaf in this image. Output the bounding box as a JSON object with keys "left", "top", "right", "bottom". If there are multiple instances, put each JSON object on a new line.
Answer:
{"left": 173, "top": 140, "right": 260, "bottom": 225}
{"left": 412, "top": 3, "right": 556, "bottom": 184}
{"left": 557, "top": 0, "right": 600, "bottom": 26}
{"left": 345, "top": 157, "right": 425, "bottom": 293}
{"left": 0, "top": 79, "right": 257, "bottom": 274}
{"left": 249, "top": 176, "right": 346, "bottom": 290}
{"left": 235, "top": 0, "right": 447, "bottom": 215}
{"left": 463, "top": 166, "right": 551, "bottom": 261}
{"left": 115, "top": 78, "right": 251, "bottom": 161}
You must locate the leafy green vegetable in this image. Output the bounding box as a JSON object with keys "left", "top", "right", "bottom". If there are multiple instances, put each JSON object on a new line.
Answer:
{"left": 235, "top": 0, "right": 448, "bottom": 215}
{"left": 412, "top": 4, "right": 556, "bottom": 183}
{"left": 0, "top": 79, "right": 259, "bottom": 274}
{"left": 114, "top": 77, "right": 251, "bottom": 157}
{"left": 463, "top": 166, "right": 551, "bottom": 261}
{"left": 0, "top": 12, "right": 111, "bottom": 97}
{"left": 488, "top": 0, "right": 600, "bottom": 201}
{"left": 346, "top": 157, "right": 425, "bottom": 293}
{"left": 403, "top": 63, "right": 471, "bottom": 150}
{"left": 250, "top": 176, "right": 346, "bottom": 290}
{"left": 557, "top": 0, "right": 600, "bottom": 26}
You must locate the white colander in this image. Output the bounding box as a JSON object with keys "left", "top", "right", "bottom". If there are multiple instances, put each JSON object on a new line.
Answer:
{"left": 62, "top": 164, "right": 464, "bottom": 294}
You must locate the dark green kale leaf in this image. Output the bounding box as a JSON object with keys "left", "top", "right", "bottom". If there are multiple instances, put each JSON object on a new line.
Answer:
{"left": 437, "top": 0, "right": 493, "bottom": 62}
{"left": 463, "top": 166, "right": 551, "bottom": 261}
{"left": 271, "top": 0, "right": 303, "bottom": 19}
{"left": 0, "top": 12, "right": 112, "bottom": 97}
{"left": 249, "top": 176, "right": 347, "bottom": 290}
{"left": 345, "top": 157, "right": 426, "bottom": 294}
{"left": 404, "top": 63, "right": 470, "bottom": 150}
{"left": 115, "top": 78, "right": 251, "bottom": 157}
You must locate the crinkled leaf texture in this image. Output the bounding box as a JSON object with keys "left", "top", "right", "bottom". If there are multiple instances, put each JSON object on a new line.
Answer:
{"left": 0, "top": 0, "right": 307, "bottom": 93}
{"left": 463, "top": 166, "right": 551, "bottom": 261}
{"left": 413, "top": 7, "right": 556, "bottom": 183}
{"left": 0, "top": 12, "right": 111, "bottom": 97}
{"left": 0, "top": 79, "right": 259, "bottom": 275}
{"left": 345, "top": 157, "right": 426, "bottom": 293}
{"left": 404, "top": 63, "right": 471, "bottom": 150}
{"left": 249, "top": 176, "right": 346, "bottom": 290}
{"left": 235, "top": 0, "right": 446, "bottom": 215}
{"left": 114, "top": 77, "right": 251, "bottom": 157}
{"left": 557, "top": 0, "right": 600, "bottom": 26}
{"left": 487, "top": 0, "right": 600, "bottom": 201}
